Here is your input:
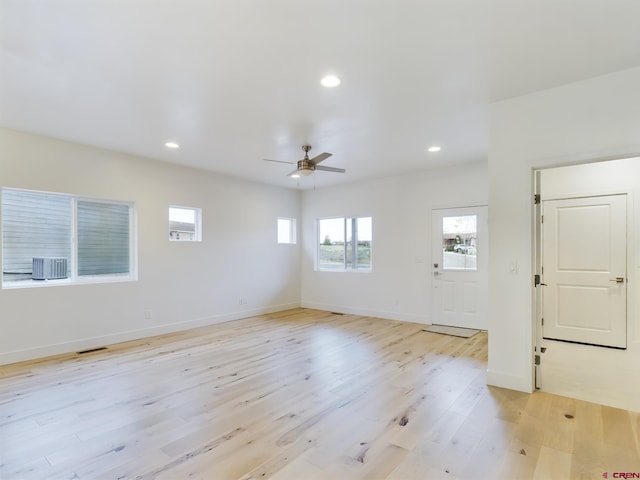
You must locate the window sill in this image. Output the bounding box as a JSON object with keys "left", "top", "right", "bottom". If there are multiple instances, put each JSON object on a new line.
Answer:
{"left": 316, "top": 268, "right": 372, "bottom": 273}
{"left": 2, "top": 275, "right": 137, "bottom": 290}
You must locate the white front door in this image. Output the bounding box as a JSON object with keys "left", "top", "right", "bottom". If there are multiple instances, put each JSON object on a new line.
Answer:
{"left": 542, "top": 194, "right": 627, "bottom": 348}
{"left": 431, "top": 206, "right": 488, "bottom": 330}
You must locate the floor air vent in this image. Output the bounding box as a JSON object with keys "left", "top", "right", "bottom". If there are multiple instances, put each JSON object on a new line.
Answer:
{"left": 77, "top": 347, "right": 108, "bottom": 355}
{"left": 32, "top": 257, "right": 68, "bottom": 280}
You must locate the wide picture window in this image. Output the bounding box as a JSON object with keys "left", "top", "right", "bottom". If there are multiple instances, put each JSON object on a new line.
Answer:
{"left": 317, "top": 216, "right": 372, "bottom": 271}
{"left": 1, "top": 188, "right": 136, "bottom": 287}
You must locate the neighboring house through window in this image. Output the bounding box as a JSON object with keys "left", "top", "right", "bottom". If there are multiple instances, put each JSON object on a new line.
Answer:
{"left": 169, "top": 206, "right": 201, "bottom": 241}
{"left": 1, "top": 188, "right": 136, "bottom": 287}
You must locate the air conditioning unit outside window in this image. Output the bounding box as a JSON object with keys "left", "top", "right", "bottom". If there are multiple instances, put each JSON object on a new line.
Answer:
{"left": 32, "top": 257, "right": 68, "bottom": 280}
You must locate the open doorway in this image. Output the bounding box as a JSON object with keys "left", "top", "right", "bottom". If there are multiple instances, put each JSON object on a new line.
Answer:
{"left": 533, "top": 158, "right": 640, "bottom": 412}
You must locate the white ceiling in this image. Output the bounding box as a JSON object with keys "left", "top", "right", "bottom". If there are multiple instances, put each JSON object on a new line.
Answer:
{"left": 2, "top": 1, "right": 640, "bottom": 190}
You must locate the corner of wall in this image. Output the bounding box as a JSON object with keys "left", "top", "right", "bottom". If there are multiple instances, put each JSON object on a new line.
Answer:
{"left": 486, "top": 368, "right": 534, "bottom": 394}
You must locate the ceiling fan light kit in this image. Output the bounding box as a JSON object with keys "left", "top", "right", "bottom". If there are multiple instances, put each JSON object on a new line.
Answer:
{"left": 296, "top": 168, "right": 314, "bottom": 177}
{"left": 263, "top": 145, "right": 346, "bottom": 178}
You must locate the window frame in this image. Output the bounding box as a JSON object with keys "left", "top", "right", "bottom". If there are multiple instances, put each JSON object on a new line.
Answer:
{"left": 316, "top": 216, "right": 372, "bottom": 272}
{"left": 277, "top": 217, "right": 297, "bottom": 245}
{"left": 169, "top": 205, "right": 202, "bottom": 242}
{"left": 1, "top": 187, "right": 137, "bottom": 289}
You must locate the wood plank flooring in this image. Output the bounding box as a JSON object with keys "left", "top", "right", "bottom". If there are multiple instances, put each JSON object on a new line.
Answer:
{"left": 0, "top": 308, "right": 638, "bottom": 479}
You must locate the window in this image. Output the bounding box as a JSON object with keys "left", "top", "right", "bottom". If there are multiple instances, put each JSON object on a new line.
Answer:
{"left": 169, "top": 206, "right": 201, "bottom": 241}
{"left": 317, "top": 216, "right": 372, "bottom": 271}
{"left": 277, "top": 217, "right": 296, "bottom": 244}
{"left": 1, "top": 188, "right": 136, "bottom": 287}
{"left": 442, "top": 215, "right": 477, "bottom": 270}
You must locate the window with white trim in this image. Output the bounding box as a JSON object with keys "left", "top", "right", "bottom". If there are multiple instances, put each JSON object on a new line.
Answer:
{"left": 169, "top": 206, "right": 201, "bottom": 241}
{"left": 1, "top": 188, "right": 136, "bottom": 287}
{"left": 317, "top": 216, "right": 372, "bottom": 271}
{"left": 277, "top": 217, "right": 296, "bottom": 244}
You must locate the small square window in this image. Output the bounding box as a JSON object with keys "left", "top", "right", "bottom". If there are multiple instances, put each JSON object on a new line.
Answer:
{"left": 169, "top": 206, "right": 201, "bottom": 242}
{"left": 277, "top": 217, "right": 296, "bottom": 244}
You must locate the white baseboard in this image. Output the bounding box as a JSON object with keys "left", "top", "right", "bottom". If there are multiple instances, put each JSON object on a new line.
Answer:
{"left": 301, "top": 301, "right": 429, "bottom": 325}
{"left": 0, "top": 302, "right": 300, "bottom": 366}
{"left": 486, "top": 368, "right": 533, "bottom": 393}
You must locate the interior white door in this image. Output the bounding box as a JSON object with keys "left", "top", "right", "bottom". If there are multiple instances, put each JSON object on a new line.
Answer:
{"left": 542, "top": 194, "right": 627, "bottom": 348}
{"left": 431, "top": 206, "right": 488, "bottom": 330}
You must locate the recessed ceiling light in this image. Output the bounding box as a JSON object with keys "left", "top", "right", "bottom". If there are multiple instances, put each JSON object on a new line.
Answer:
{"left": 165, "top": 142, "right": 180, "bottom": 149}
{"left": 320, "top": 74, "right": 341, "bottom": 88}
{"left": 427, "top": 146, "right": 441, "bottom": 153}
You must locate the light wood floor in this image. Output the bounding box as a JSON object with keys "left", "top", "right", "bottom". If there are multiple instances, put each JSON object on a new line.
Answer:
{"left": 0, "top": 308, "right": 638, "bottom": 479}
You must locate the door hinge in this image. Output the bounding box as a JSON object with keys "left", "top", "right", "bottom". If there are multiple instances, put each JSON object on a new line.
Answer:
{"left": 534, "top": 194, "right": 541, "bottom": 205}
{"left": 534, "top": 354, "right": 541, "bottom": 365}
{"left": 541, "top": 215, "right": 544, "bottom": 224}
{"left": 541, "top": 317, "right": 544, "bottom": 326}
{"left": 534, "top": 275, "right": 547, "bottom": 287}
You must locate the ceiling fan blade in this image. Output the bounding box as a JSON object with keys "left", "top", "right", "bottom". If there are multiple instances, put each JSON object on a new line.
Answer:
{"left": 314, "top": 165, "right": 345, "bottom": 173}
{"left": 309, "top": 152, "right": 332, "bottom": 165}
{"left": 286, "top": 168, "right": 300, "bottom": 177}
{"left": 264, "top": 158, "right": 295, "bottom": 165}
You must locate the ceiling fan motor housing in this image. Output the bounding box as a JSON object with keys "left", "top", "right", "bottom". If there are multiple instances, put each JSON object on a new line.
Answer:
{"left": 297, "top": 159, "right": 314, "bottom": 175}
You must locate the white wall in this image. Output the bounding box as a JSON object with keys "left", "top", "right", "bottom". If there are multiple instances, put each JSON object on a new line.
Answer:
{"left": 300, "top": 161, "right": 488, "bottom": 323}
{"left": 488, "top": 66, "right": 640, "bottom": 397}
{"left": 0, "top": 128, "right": 301, "bottom": 364}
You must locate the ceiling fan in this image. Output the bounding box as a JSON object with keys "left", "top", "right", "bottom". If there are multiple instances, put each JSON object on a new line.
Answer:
{"left": 264, "top": 145, "right": 346, "bottom": 178}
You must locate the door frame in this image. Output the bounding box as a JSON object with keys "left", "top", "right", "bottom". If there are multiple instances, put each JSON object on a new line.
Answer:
{"left": 533, "top": 171, "right": 542, "bottom": 389}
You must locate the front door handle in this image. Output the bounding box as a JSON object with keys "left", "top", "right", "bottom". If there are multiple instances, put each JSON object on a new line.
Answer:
{"left": 609, "top": 277, "right": 625, "bottom": 283}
